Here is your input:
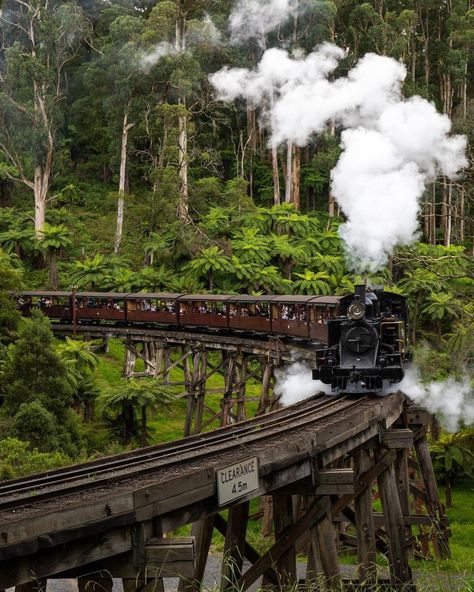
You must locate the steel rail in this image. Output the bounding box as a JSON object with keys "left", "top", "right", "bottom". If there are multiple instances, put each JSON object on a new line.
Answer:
{"left": 0, "top": 394, "right": 332, "bottom": 493}
{"left": 0, "top": 395, "right": 366, "bottom": 511}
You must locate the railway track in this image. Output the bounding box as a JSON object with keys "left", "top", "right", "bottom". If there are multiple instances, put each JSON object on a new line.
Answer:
{"left": 0, "top": 394, "right": 366, "bottom": 513}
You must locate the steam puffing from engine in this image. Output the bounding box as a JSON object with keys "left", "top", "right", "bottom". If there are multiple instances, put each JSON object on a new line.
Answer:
{"left": 313, "top": 285, "right": 409, "bottom": 394}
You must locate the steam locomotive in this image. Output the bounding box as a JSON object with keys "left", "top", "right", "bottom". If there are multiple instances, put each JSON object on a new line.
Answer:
{"left": 313, "top": 285, "right": 410, "bottom": 394}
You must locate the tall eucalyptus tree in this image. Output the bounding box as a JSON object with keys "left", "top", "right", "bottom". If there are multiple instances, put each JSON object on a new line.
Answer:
{"left": 0, "top": 0, "right": 90, "bottom": 237}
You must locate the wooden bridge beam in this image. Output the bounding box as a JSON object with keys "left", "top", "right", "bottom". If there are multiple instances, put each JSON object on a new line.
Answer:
{"left": 352, "top": 448, "right": 376, "bottom": 584}
{"left": 221, "top": 502, "right": 250, "bottom": 592}
{"left": 414, "top": 436, "right": 451, "bottom": 559}
{"left": 377, "top": 457, "right": 413, "bottom": 590}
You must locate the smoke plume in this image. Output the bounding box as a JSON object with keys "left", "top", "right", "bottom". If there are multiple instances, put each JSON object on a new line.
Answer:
{"left": 275, "top": 362, "right": 332, "bottom": 406}
{"left": 141, "top": 15, "right": 221, "bottom": 71}
{"left": 229, "top": 0, "right": 299, "bottom": 45}
{"left": 210, "top": 45, "right": 467, "bottom": 270}
{"left": 396, "top": 367, "right": 474, "bottom": 432}
{"left": 140, "top": 42, "right": 174, "bottom": 71}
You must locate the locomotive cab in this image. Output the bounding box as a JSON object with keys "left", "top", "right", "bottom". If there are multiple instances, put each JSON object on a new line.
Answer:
{"left": 313, "top": 286, "right": 409, "bottom": 394}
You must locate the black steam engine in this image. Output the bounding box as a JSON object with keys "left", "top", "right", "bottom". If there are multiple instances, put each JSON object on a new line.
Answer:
{"left": 313, "top": 286, "right": 410, "bottom": 394}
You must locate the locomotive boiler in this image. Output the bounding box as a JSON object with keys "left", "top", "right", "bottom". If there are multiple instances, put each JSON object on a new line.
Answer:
{"left": 312, "top": 285, "right": 410, "bottom": 394}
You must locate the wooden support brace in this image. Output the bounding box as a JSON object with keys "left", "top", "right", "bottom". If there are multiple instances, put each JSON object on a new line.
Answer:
{"left": 353, "top": 448, "right": 376, "bottom": 584}
{"left": 221, "top": 502, "right": 250, "bottom": 592}
{"left": 315, "top": 468, "right": 355, "bottom": 495}
{"left": 145, "top": 538, "right": 195, "bottom": 578}
{"left": 271, "top": 494, "right": 297, "bottom": 587}
{"left": 213, "top": 514, "right": 279, "bottom": 585}
{"left": 308, "top": 508, "right": 341, "bottom": 590}
{"left": 377, "top": 459, "right": 413, "bottom": 590}
{"left": 237, "top": 496, "right": 331, "bottom": 591}
{"left": 178, "top": 516, "right": 215, "bottom": 592}
{"left": 383, "top": 429, "right": 414, "bottom": 449}
{"left": 414, "top": 437, "right": 451, "bottom": 559}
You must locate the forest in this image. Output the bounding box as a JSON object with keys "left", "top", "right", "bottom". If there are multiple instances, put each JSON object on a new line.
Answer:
{"left": 0, "top": 0, "right": 473, "bottom": 571}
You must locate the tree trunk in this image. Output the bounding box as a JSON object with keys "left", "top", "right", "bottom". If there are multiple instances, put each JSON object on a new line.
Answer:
{"left": 444, "top": 180, "right": 452, "bottom": 247}
{"left": 247, "top": 101, "right": 256, "bottom": 200}
{"left": 440, "top": 177, "right": 448, "bottom": 243}
{"left": 178, "top": 102, "right": 190, "bottom": 222}
{"left": 34, "top": 167, "right": 47, "bottom": 239}
{"left": 291, "top": 144, "right": 301, "bottom": 210}
{"left": 48, "top": 251, "right": 59, "bottom": 290}
{"left": 328, "top": 118, "right": 336, "bottom": 217}
{"left": 459, "top": 185, "right": 465, "bottom": 243}
{"left": 284, "top": 140, "right": 293, "bottom": 203}
{"left": 114, "top": 110, "right": 134, "bottom": 254}
{"left": 271, "top": 146, "right": 280, "bottom": 205}
{"left": 32, "top": 72, "right": 54, "bottom": 238}
{"left": 430, "top": 182, "right": 436, "bottom": 244}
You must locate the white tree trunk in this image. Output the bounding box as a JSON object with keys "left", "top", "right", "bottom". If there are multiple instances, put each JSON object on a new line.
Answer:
{"left": 178, "top": 103, "right": 190, "bottom": 222}
{"left": 34, "top": 166, "right": 47, "bottom": 239}
{"left": 114, "top": 110, "right": 134, "bottom": 254}
{"left": 33, "top": 81, "right": 54, "bottom": 238}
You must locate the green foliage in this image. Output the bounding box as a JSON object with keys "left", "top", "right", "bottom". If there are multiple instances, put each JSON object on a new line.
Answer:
{"left": 12, "top": 402, "right": 59, "bottom": 453}
{"left": 0, "top": 250, "right": 22, "bottom": 345}
{"left": 1, "top": 311, "right": 74, "bottom": 421}
{"left": 431, "top": 431, "right": 474, "bottom": 507}
{"left": 0, "top": 437, "right": 69, "bottom": 480}
{"left": 98, "top": 379, "right": 175, "bottom": 445}
{"left": 184, "top": 246, "right": 233, "bottom": 290}
{"left": 292, "top": 270, "right": 332, "bottom": 295}
{"left": 68, "top": 254, "right": 129, "bottom": 289}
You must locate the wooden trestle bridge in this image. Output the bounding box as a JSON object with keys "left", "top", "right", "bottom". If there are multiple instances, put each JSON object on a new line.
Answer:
{"left": 0, "top": 325, "right": 450, "bottom": 592}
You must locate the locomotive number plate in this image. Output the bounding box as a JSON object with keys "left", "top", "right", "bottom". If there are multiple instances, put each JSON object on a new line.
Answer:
{"left": 217, "top": 457, "right": 259, "bottom": 506}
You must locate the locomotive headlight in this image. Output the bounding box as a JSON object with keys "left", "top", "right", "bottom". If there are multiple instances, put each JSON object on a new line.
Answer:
{"left": 347, "top": 301, "right": 366, "bottom": 320}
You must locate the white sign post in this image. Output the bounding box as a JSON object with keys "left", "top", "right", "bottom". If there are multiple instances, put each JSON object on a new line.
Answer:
{"left": 217, "top": 457, "right": 259, "bottom": 506}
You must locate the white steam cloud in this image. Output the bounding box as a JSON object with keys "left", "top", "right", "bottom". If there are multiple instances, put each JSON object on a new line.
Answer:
{"left": 140, "top": 42, "right": 174, "bottom": 71}
{"left": 396, "top": 367, "right": 474, "bottom": 432}
{"left": 229, "top": 0, "right": 298, "bottom": 45}
{"left": 276, "top": 364, "right": 474, "bottom": 431}
{"left": 275, "top": 362, "right": 332, "bottom": 406}
{"left": 210, "top": 45, "right": 467, "bottom": 270}
{"left": 141, "top": 15, "right": 221, "bottom": 71}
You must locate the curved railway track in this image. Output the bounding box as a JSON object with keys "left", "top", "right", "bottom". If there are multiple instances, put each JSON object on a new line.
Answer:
{"left": 0, "top": 394, "right": 365, "bottom": 512}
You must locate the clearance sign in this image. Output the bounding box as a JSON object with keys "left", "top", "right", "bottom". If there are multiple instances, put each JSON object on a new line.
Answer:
{"left": 217, "top": 457, "right": 259, "bottom": 506}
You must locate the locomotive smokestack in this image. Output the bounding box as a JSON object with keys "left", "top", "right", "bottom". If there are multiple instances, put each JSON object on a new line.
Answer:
{"left": 354, "top": 284, "right": 366, "bottom": 302}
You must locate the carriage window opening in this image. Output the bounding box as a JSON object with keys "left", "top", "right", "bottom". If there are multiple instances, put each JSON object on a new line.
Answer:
{"left": 296, "top": 305, "right": 306, "bottom": 321}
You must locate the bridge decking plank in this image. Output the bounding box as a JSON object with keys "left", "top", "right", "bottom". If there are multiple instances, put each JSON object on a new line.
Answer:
{"left": 0, "top": 526, "right": 133, "bottom": 589}
{"left": 0, "top": 492, "right": 134, "bottom": 548}
{"left": 133, "top": 469, "right": 212, "bottom": 508}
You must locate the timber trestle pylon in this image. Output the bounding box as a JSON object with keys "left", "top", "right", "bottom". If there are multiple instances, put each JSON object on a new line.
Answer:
{"left": 20, "top": 325, "right": 450, "bottom": 592}
{"left": 120, "top": 336, "right": 449, "bottom": 592}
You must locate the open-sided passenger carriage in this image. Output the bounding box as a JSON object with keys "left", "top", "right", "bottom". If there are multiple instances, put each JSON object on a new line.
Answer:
{"left": 75, "top": 292, "right": 128, "bottom": 322}
{"left": 13, "top": 290, "right": 342, "bottom": 345}
{"left": 125, "top": 293, "right": 181, "bottom": 325}
{"left": 227, "top": 295, "right": 271, "bottom": 333}
{"left": 17, "top": 291, "right": 73, "bottom": 322}
{"left": 178, "top": 294, "right": 230, "bottom": 328}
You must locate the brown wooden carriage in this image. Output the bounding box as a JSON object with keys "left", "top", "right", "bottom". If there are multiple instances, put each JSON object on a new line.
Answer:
{"left": 177, "top": 294, "right": 231, "bottom": 328}
{"left": 227, "top": 295, "right": 272, "bottom": 332}
{"left": 16, "top": 291, "right": 73, "bottom": 322}
{"left": 124, "top": 293, "right": 182, "bottom": 325}
{"left": 75, "top": 292, "right": 128, "bottom": 322}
